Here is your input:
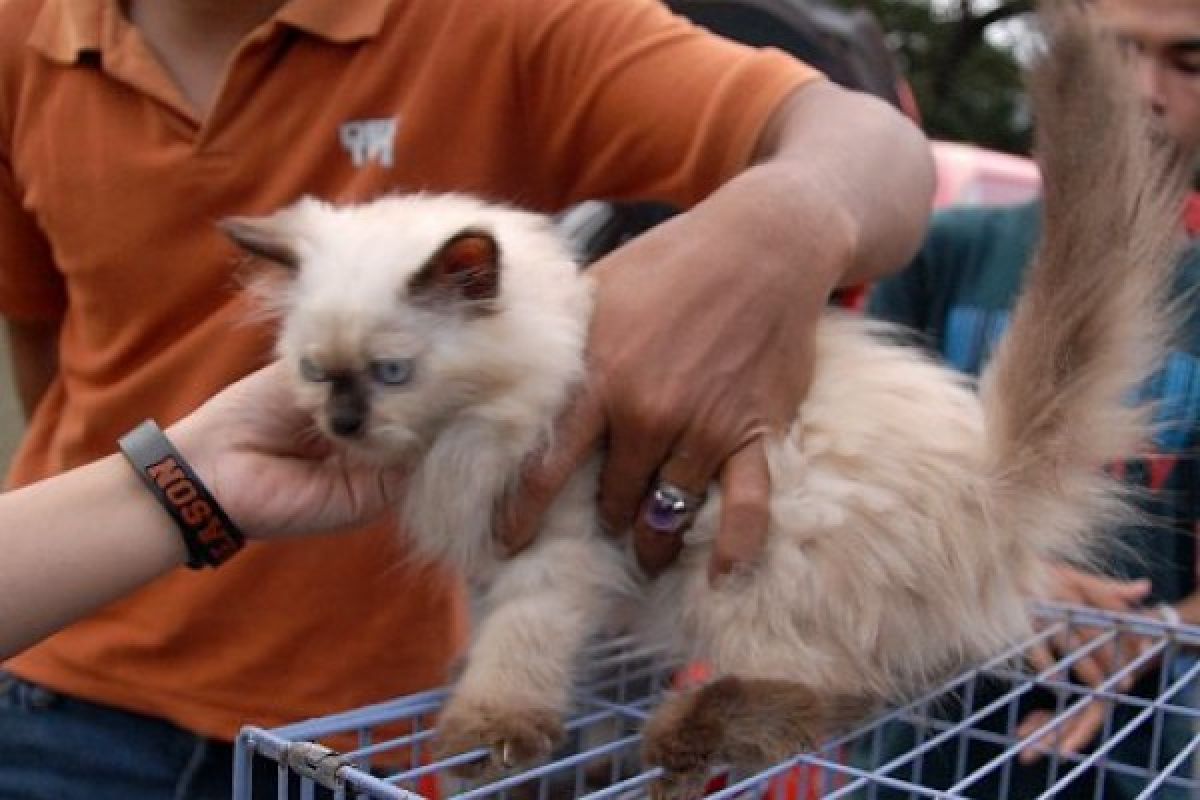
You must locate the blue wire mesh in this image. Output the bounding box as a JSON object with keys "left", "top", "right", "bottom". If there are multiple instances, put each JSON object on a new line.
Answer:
{"left": 234, "top": 604, "right": 1200, "bottom": 799}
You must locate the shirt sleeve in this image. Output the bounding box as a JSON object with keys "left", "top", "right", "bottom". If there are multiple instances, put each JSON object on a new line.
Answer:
{"left": 0, "top": 148, "right": 65, "bottom": 322}
{"left": 512, "top": 0, "right": 821, "bottom": 209}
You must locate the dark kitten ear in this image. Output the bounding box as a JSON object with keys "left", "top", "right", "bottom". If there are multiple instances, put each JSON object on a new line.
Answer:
{"left": 409, "top": 229, "right": 500, "bottom": 310}
{"left": 219, "top": 215, "right": 301, "bottom": 269}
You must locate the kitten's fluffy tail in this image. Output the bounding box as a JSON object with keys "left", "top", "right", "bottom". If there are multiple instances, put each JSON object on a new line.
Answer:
{"left": 979, "top": 1, "right": 1189, "bottom": 561}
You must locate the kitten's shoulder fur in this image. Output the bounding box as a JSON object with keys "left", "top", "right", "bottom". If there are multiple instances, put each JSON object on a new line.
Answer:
{"left": 226, "top": 3, "right": 1189, "bottom": 793}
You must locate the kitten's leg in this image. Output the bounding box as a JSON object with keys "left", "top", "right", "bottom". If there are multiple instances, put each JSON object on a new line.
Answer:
{"left": 641, "top": 676, "right": 874, "bottom": 800}
{"left": 435, "top": 535, "right": 625, "bottom": 777}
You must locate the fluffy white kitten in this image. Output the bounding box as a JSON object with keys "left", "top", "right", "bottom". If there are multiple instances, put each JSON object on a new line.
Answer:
{"left": 224, "top": 6, "right": 1186, "bottom": 797}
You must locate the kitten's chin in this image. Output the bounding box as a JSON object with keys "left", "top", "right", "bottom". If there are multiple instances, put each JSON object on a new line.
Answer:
{"left": 318, "top": 425, "right": 422, "bottom": 467}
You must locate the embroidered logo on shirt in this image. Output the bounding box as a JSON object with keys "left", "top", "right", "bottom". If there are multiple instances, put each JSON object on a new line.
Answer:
{"left": 339, "top": 118, "right": 398, "bottom": 168}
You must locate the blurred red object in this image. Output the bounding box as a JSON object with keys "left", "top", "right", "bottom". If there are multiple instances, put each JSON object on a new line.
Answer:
{"left": 1185, "top": 192, "right": 1200, "bottom": 235}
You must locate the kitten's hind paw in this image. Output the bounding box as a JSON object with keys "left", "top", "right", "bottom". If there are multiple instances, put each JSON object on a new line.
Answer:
{"left": 433, "top": 703, "right": 564, "bottom": 780}
{"left": 642, "top": 676, "right": 860, "bottom": 800}
{"left": 647, "top": 766, "right": 712, "bottom": 800}
{"left": 641, "top": 687, "right": 724, "bottom": 800}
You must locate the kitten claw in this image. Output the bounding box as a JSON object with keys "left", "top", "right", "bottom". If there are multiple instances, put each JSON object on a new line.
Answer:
{"left": 434, "top": 703, "right": 564, "bottom": 779}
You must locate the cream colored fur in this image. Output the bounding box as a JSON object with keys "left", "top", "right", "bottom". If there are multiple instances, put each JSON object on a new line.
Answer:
{"left": 230, "top": 2, "right": 1188, "bottom": 787}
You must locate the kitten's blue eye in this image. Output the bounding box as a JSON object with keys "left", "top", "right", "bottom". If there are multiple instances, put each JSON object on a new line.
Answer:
{"left": 299, "top": 357, "right": 328, "bottom": 383}
{"left": 370, "top": 358, "right": 414, "bottom": 387}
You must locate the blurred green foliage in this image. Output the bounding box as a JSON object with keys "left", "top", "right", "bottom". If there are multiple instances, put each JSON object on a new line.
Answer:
{"left": 835, "top": 0, "right": 1034, "bottom": 154}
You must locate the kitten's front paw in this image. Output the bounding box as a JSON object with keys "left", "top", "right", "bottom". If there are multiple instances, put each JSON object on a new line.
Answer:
{"left": 434, "top": 702, "right": 564, "bottom": 779}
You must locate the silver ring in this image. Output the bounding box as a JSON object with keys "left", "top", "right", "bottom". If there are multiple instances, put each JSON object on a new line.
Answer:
{"left": 642, "top": 481, "right": 706, "bottom": 535}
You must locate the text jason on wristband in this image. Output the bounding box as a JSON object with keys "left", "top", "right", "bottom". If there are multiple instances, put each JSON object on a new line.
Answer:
{"left": 118, "top": 420, "right": 245, "bottom": 569}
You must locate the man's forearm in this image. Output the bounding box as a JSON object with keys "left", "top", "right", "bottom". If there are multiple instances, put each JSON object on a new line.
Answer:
{"left": 719, "top": 79, "right": 935, "bottom": 290}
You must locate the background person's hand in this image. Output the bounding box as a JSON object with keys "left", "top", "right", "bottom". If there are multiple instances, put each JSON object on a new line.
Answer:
{"left": 1018, "top": 564, "right": 1156, "bottom": 764}
{"left": 170, "top": 362, "right": 407, "bottom": 538}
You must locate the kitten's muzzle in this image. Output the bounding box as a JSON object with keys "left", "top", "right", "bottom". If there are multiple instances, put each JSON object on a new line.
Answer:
{"left": 328, "top": 375, "right": 368, "bottom": 438}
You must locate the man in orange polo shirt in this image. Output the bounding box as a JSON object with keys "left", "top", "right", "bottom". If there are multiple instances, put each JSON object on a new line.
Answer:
{"left": 0, "top": 0, "right": 933, "bottom": 795}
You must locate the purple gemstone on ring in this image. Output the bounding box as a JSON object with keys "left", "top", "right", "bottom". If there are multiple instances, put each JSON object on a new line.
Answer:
{"left": 643, "top": 485, "right": 699, "bottom": 534}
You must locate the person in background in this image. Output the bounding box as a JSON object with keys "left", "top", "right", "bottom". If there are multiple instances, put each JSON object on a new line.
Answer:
{"left": 861, "top": 1, "right": 1200, "bottom": 796}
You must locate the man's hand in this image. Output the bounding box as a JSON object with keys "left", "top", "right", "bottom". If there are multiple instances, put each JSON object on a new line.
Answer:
{"left": 496, "top": 81, "right": 932, "bottom": 579}
{"left": 1018, "top": 564, "right": 1156, "bottom": 764}
{"left": 498, "top": 203, "right": 833, "bottom": 579}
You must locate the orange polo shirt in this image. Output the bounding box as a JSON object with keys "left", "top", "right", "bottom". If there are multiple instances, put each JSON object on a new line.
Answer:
{"left": 0, "top": 0, "right": 816, "bottom": 739}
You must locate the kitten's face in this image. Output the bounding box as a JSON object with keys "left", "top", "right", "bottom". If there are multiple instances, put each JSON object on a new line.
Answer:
{"left": 225, "top": 196, "right": 512, "bottom": 462}
{"left": 280, "top": 300, "right": 437, "bottom": 460}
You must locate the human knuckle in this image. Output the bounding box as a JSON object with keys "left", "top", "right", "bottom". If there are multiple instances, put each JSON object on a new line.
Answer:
{"left": 686, "top": 429, "right": 732, "bottom": 464}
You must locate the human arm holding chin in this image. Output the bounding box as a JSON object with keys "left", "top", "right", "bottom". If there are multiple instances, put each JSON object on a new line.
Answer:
{"left": 0, "top": 362, "right": 405, "bottom": 660}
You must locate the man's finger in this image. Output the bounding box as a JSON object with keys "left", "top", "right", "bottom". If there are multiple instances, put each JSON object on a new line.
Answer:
{"left": 1015, "top": 710, "right": 1055, "bottom": 763}
{"left": 1015, "top": 709, "right": 1051, "bottom": 741}
{"left": 1072, "top": 625, "right": 1140, "bottom": 692}
{"left": 1027, "top": 642, "right": 1061, "bottom": 680}
{"left": 1070, "top": 651, "right": 1109, "bottom": 692}
{"left": 598, "top": 430, "right": 673, "bottom": 540}
{"left": 1076, "top": 575, "right": 1152, "bottom": 610}
{"left": 495, "top": 388, "right": 605, "bottom": 555}
{"left": 709, "top": 438, "right": 771, "bottom": 583}
{"left": 630, "top": 428, "right": 723, "bottom": 576}
{"left": 1019, "top": 701, "right": 1108, "bottom": 765}
{"left": 1111, "top": 578, "right": 1153, "bottom": 600}
{"left": 1058, "top": 701, "right": 1109, "bottom": 756}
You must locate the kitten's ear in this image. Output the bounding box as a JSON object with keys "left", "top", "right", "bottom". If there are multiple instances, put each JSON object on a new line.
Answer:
{"left": 219, "top": 212, "right": 302, "bottom": 270}
{"left": 409, "top": 229, "right": 501, "bottom": 311}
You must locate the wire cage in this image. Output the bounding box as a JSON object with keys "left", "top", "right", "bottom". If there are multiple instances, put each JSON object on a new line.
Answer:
{"left": 234, "top": 604, "right": 1200, "bottom": 800}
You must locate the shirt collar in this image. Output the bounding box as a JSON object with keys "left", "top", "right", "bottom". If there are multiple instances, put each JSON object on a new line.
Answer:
{"left": 27, "top": 0, "right": 391, "bottom": 64}
{"left": 27, "top": 0, "right": 103, "bottom": 64}
{"left": 275, "top": 0, "right": 391, "bottom": 43}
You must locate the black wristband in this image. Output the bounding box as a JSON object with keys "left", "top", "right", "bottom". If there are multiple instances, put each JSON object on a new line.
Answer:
{"left": 118, "top": 420, "right": 245, "bottom": 569}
